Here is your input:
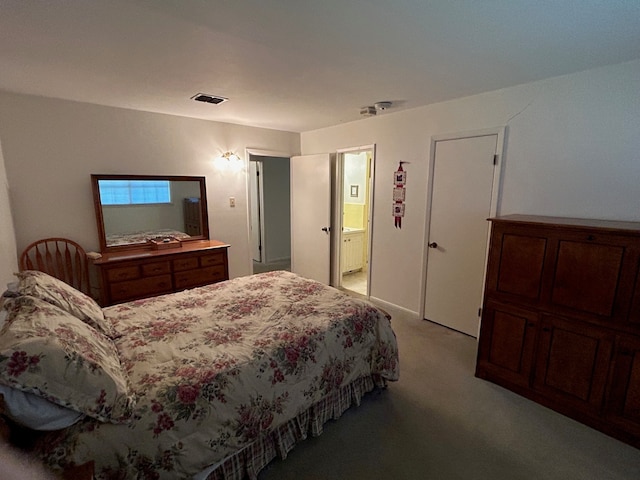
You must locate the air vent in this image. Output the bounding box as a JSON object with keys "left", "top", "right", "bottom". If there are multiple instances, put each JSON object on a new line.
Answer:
{"left": 360, "top": 106, "right": 377, "bottom": 117}
{"left": 191, "top": 93, "right": 228, "bottom": 105}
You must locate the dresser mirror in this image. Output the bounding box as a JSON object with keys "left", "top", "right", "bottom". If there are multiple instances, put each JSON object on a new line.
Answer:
{"left": 91, "top": 174, "right": 209, "bottom": 252}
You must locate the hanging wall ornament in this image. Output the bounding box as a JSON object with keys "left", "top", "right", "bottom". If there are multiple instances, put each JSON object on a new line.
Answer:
{"left": 393, "top": 162, "right": 408, "bottom": 228}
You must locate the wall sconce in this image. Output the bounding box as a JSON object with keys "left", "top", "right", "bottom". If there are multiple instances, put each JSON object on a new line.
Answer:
{"left": 214, "top": 151, "right": 243, "bottom": 172}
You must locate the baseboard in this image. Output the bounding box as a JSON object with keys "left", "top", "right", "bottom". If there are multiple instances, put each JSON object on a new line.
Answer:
{"left": 368, "top": 296, "right": 420, "bottom": 320}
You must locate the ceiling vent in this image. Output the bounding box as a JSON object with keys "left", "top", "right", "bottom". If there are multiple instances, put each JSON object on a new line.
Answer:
{"left": 360, "top": 106, "right": 377, "bottom": 117}
{"left": 191, "top": 93, "right": 228, "bottom": 105}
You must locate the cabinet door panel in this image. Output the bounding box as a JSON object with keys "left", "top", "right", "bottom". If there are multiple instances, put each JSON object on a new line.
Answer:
{"left": 551, "top": 240, "right": 624, "bottom": 317}
{"left": 607, "top": 336, "right": 640, "bottom": 436}
{"left": 476, "top": 301, "right": 538, "bottom": 388}
{"left": 535, "top": 315, "right": 613, "bottom": 414}
{"left": 629, "top": 267, "right": 640, "bottom": 324}
{"left": 496, "top": 233, "right": 547, "bottom": 299}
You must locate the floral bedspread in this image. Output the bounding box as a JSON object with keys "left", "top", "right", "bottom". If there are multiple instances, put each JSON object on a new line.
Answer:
{"left": 36, "top": 271, "right": 399, "bottom": 479}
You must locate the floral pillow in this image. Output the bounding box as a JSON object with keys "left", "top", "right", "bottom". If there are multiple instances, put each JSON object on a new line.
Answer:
{"left": 15, "top": 270, "right": 116, "bottom": 338}
{"left": 0, "top": 295, "right": 135, "bottom": 424}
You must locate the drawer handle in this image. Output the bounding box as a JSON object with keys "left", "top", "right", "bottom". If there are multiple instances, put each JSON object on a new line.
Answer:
{"left": 586, "top": 234, "right": 595, "bottom": 241}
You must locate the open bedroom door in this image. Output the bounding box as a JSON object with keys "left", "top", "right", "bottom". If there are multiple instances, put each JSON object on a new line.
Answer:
{"left": 290, "top": 154, "right": 332, "bottom": 284}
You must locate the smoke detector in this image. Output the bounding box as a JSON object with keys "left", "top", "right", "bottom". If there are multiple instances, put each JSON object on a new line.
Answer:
{"left": 360, "top": 106, "right": 377, "bottom": 117}
{"left": 375, "top": 101, "right": 392, "bottom": 111}
{"left": 191, "top": 93, "right": 228, "bottom": 105}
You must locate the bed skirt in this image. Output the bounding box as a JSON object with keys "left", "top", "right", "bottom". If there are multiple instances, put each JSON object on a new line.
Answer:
{"left": 203, "top": 374, "right": 387, "bottom": 480}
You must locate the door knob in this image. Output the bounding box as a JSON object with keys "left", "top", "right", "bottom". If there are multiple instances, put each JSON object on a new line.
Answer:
{"left": 428, "top": 242, "right": 438, "bottom": 249}
{"left": 321, "top": 227, "right": 330, "bottom": 234}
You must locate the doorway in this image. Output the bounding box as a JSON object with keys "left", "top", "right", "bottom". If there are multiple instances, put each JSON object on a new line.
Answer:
{"left": 248, "top": 154, "right": 291, "bottom": 274}
{"left": 422, "top": 129, "right": 504, "bottom": 337}
{"left": 336, "top": 147, "right": 375, "bottom": 297}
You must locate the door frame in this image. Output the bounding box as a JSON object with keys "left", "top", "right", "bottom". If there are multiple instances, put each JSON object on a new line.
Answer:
{"left": 418, "top": 127, "right": 506, "bottom": 329}
{"left": 248, "top": 159, "right": 264, "bottom": 263}
{"left": 244, "top": 148, "right": 293, "bottom": 274}
{"left": 332, "top": 144, "right": 376, "bottom": 294}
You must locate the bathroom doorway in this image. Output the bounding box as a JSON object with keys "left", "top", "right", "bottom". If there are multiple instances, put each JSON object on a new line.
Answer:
{"left": 336, "top": 146, "right": 374, "bottom": 297}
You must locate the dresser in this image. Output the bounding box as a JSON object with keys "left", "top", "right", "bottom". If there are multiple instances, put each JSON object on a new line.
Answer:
{"left": 476, "top": 215, "right": 640, "bottom": 448}
{"left": 93, "top": 240, "right": 229, "bottom": 306}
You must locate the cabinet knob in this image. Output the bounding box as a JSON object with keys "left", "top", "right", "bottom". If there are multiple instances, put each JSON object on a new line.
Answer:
{"left": 428, "top": 242, "right": 438, "bottom": 249}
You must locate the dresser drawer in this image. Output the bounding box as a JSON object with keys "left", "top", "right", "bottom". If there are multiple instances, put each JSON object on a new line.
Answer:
{"left": 200, "top": 252, "right": 225, "bottom": 267}
{"left": 174, "top": 265, "right": 227, "bottom": 290}
{"left": 172, "top": 257, "right": 199, "bottom": 272}
{"left": 109, "top": 275, "right": 173, "bottom": 302}
{"left": 106, "top": 265, "right": 140, "bottom": 282}
{"left": 141, "top": 261, "right": 171, "bottom": 276}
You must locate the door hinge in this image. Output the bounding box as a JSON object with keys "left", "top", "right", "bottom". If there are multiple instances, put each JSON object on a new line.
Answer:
{"left": 478, "top": 307, "right": 482, "bottom": 317}
{"left": 493, "top": 154, "right": 498, "bottom": 165}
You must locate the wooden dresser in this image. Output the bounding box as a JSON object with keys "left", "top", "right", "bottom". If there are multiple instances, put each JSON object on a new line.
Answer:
{"left": 476, "top": 215, "right": 640, "bottom": 448}
{"left": 93, "top": 239, "right": 229, "bottom": 306}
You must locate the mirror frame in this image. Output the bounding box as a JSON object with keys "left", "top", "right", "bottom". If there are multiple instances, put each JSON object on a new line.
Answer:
{"left": 91, "top": 174, "right": 210, "bottom": 252}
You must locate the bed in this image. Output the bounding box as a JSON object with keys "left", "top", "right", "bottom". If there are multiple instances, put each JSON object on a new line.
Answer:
{"left": 0, "top": 269, "right": 399, "bottom": 479}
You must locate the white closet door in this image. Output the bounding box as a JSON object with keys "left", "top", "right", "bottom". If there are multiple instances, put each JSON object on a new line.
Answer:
{"left": 424, "top": 134, "right": 498, "bottom": 337}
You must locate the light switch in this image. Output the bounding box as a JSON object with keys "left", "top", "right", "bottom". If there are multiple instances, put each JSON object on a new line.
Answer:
{"left": 229, "top": 197, "right": 236, "bottom": 207}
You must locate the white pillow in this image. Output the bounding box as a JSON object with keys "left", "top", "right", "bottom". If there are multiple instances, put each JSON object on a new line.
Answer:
{"left": 0, "top": 383, "right": 84, "bottom": 430}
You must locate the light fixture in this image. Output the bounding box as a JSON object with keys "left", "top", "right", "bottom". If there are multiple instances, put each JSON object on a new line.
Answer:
{"left": 220, "top": 151, "right": 240, "bottom": 162}
{"left": 375, "top": 101, "right": 392, "bottom": 111}
{"left": 214, "top": 151, "right": 243, "bottom": 172}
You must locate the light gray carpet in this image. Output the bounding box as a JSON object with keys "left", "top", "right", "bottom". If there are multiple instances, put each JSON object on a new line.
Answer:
{"left": 258, "top": 302, "right": 640, "bottom": 480}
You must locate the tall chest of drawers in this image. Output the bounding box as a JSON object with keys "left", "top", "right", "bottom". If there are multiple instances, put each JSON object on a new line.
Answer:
{"left": 475, "top": 215, "right": 640, "bottom": 448}
{"left": 93, "top": 239, "right": 229, "bottom": 306}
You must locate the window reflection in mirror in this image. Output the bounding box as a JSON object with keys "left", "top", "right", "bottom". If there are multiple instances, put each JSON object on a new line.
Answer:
{"left": 91, "top": 175, "right": 209, "bottom": 252}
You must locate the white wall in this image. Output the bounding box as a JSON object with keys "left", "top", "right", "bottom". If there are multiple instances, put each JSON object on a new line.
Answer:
{"left": 0, "top": 93, "right": 300, "bottom": 279}
{"left": 0, "top": 138, "right": 19, "bottom": 285}
{"left": 301, "top": 60, "right": 640, "bottom": 313}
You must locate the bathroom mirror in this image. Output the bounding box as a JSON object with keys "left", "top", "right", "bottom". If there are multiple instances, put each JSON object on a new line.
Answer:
{"left": 91, "top": 174, "right": 209, "bottom": 252}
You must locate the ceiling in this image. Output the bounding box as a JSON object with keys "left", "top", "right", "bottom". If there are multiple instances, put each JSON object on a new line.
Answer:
{"left": 1, "top": 1, "right": 639, "bottom": 133}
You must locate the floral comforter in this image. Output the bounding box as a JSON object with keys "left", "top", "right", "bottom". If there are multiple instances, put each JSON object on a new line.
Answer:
{"left": 36, "top": 271, "right": 399, "bottom": 479}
